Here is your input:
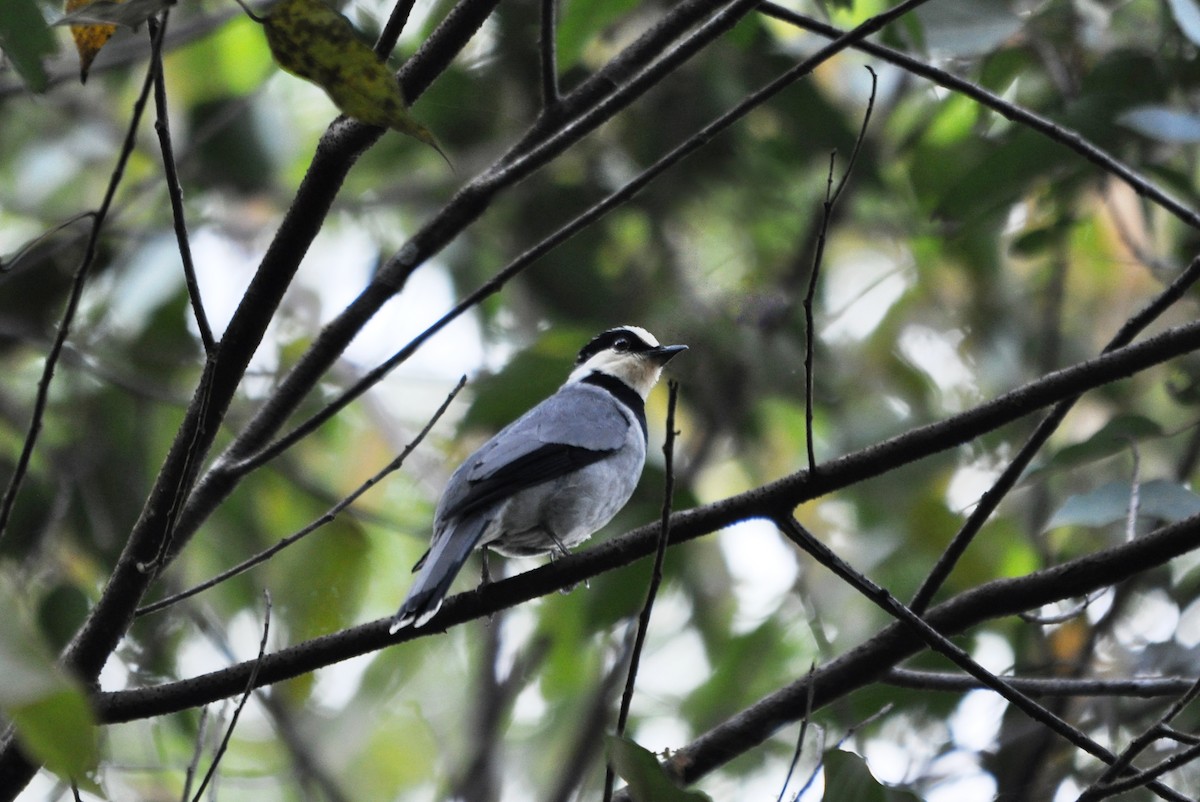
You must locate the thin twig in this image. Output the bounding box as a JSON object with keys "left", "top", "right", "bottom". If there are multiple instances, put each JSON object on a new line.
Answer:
{"left": 229, "top": 0, "right": 265, "bottom": 24}
{"left": 803, "top": 150, "right": 836, "bottom": 473}
{"left": 1019, "top": 590, "right": 1104, "bottom": 625}
{"left": 603, "top": 381, "right": 680, "bottom": 802}
{"left": 545, "top": 625, "right": 637, "bottom": 802}
{"left": 149, "top": 13, "right": 216, "bottom": 355}
{"left": 0, "top": 212, "right": 94, "bottom": 272}
{"left": 777, "top": 663, "right": 816, "bottom": 802}
{"left": 909, "top": 254, "right": 1200, "bottom": 614}
{"left": 1078, "top": 675, "right": 1200, "bottom": 801}
{"left": 189, "top": 591, "right": 271, "bottom": 802}
{"left": 803, "top": 66, "right": 876, "bottom": 471}
{"left": 0, "top": 17, "right": 167, "bottom": 544}
{"left": 539, "top": 0, "right": 559, "bottom": 110}
{"left": 374, "top": 0, "right": 420, "bottom": 60}
{"left": 180, "top": 707, "right": 210, "bottom": 802}
{"left": 144, "top": 362, "right": 217, "bottom": 573}
{"left": 1085, "top": 738, "right": 1200, "bottom": 800}
{"left": 795, "top": 705, "right": 891, "bottom": 801}
{"left": 775, "top": 515, "right": 1190, "bottom": 802}
{"left": 885, "top": 668, "right": 1200, "bottom": 698}
{"left": 1126, "top": 438, "right": 1142, "bottom": 542}
{"left": 136, "top": 376, "right": 466, "bottom": 617}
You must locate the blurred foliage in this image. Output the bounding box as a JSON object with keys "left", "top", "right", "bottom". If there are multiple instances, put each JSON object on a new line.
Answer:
{"left": 3, "top": 0, "right": 1200, "bottom": 799}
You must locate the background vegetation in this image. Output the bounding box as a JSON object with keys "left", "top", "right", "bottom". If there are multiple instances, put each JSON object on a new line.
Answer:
{"left": 4, "top": 0, "right": 1200, "bottom": 799}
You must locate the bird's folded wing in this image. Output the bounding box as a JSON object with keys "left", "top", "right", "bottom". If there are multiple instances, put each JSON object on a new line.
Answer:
{"left": 442, "top": 386, "right": 631, "bottom": 519}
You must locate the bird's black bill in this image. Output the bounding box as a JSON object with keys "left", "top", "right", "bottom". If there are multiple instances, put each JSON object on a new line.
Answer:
{"left": 649, "top": 344, "right": 688, "bottom": 364}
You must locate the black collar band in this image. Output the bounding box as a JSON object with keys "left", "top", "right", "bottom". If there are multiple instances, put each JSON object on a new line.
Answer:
{"left": 582, "top": 372, "right": 647, "bottom": 442}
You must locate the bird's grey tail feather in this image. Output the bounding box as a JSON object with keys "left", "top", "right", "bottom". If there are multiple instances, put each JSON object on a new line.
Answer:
{"left": 390, "top": 515, "right": 489, "bottom": 632}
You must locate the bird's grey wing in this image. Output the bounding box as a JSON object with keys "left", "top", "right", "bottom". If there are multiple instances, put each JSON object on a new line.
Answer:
{"left": 440, "top": 385, "right": 632, "bottom": 520}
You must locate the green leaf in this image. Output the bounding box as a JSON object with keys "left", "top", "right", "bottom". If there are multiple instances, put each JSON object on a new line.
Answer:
{"left": 10, "top": 691, "right": 99, "bottom": 785}
{"left": 0, "top": 0, "right": 57, "bottom": 92}
{"left": 262, "top": 0, "right": 446, "bottom": 157}
{"left": 822, "top": 750, "right": 921, "bottom": 801}
{"left": 607, "top": 736, "right": 712, "bottom": 802}
{"left": 0, "top": 575, "right": 98, "bottom": 782}
{"left": 1044, "top": 479, "right": 1200, "bottom": 532}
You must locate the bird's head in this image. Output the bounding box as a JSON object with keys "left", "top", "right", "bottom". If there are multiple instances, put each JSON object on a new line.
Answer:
{"left": 568, "top": 325, "right": 687, "bottom": 398}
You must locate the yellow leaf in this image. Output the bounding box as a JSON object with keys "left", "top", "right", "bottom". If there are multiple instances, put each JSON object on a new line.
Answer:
{"left": 261, "top": 0, "right": 447, "bottom": 160}
{"left": 65, "top": 0, "right": 120, "bottom": 83}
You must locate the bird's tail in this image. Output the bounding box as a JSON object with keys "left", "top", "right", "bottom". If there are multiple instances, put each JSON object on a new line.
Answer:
{"left": 390, "top": 515, "right": 489, "bottom": 632}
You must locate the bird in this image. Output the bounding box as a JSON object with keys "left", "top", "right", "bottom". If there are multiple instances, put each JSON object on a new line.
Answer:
{"left": 391, "top": 326, "right": 687, "bottom": 631}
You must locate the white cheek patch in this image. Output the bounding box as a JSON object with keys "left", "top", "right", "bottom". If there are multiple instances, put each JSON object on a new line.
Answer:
{"left": 568, "top": 352, "right": 661, "bottom": 397}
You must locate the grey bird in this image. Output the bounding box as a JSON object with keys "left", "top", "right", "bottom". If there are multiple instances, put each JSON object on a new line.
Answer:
{"left": 391, "top": 326, "right": 687, "bottom": 631}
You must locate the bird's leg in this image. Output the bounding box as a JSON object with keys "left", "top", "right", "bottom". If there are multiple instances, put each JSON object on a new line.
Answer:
{"left": 480, "top": 547, "right": 492, "bottom": 586}
{"left": 547, "top": 531, "right": 571, "bottom": 559}
{"left": 546, "top": 531, "right": 589, "bottom": 592}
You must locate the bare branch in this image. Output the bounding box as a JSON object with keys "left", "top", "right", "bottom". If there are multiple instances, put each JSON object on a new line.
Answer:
{"left": 180, "top": 707, "right": 210, "bottom": 802}
{"left": 94, "top": 509, "right": 1200, "bottom": 730}
{"left": 884, "top": 669, "right": 1200, "bottom": 698}
{"left": 148, "top": 13, "right": 215, "bottom": 355}
{"left": 776, "top": 664, "right": 816, "bottom": 802}
{"left": 1078, "top": 676, "right": 1200, "bottom": 800}
{"left": 374, "top": 0, "right": 420, "bottom": 60}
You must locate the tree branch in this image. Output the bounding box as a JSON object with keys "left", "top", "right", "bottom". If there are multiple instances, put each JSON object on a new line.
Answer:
{"left": 95, "top": 511, "right": 1200, "bottom": 791}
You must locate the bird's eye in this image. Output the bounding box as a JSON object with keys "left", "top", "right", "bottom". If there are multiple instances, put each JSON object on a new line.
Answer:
{"left": 613, "top": 337, "right": 630, "bottom": 351}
